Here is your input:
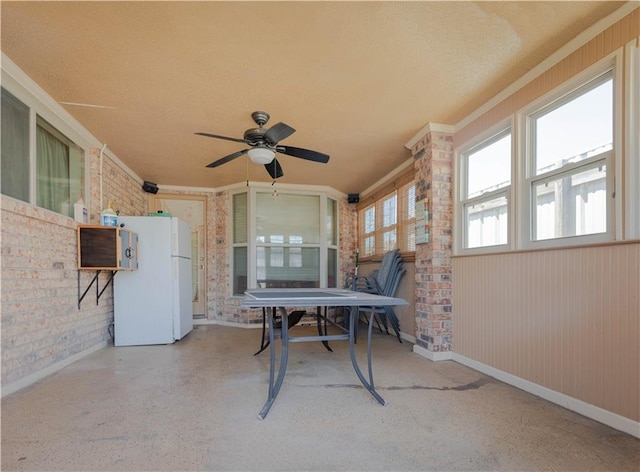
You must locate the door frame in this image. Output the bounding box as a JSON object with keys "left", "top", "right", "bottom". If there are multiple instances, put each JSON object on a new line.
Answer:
{"left": 148, "top": 193, "right": 208, "bottom": 317}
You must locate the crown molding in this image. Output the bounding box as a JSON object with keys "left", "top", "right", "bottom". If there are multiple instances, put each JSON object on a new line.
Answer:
{"left": 404, "top": 123, "right": 455, "bottom": 150}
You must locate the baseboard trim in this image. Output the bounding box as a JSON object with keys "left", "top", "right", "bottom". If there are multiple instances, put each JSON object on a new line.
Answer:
{"left": 400, "top": 332, "right": 416, "bottom": 344}
{"left": 2, "top": 341, "right": 108, "bottom": 398}
{"left": 194, "top": 319, "right": 260, "bottom": 329}
{"left": 452, "top": 353, "right": 640, "bottom": 439}
{"left": 413, "top": 343, "right": 453, "bottom": 361}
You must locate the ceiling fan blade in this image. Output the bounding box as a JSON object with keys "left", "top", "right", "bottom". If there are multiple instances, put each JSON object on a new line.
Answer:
{"left": 206, "top": 149, "right": 249, "bottom": 168}
{"left": 276, "top": 145, "right": 330, "bottom": 163}
{"left": 264, "top": 158, "right": 284, "bottom": 179}
{"left": 195, "top": 132, "right": 247, "bottom": 144}
{"left": 264, "top": 122, "right": 296, "bottom": 145}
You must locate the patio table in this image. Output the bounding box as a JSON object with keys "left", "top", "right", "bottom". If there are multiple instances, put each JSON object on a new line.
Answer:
{"left": 241, "top": 288, "right": 408, "bottom": 419}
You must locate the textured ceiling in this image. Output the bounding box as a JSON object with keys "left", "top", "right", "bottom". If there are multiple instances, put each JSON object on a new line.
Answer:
{"left": 1, "top": 1, "right": 627, "bottom": 194}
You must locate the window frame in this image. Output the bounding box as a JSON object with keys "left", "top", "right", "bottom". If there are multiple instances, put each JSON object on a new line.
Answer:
{"left": 229, "top": 184, "right": 339, "bottom": 296}
{"left": 454, "top": 50, "right": 624, "bottom": 255}
{"left": 624, "top": 41, "right": 640, "bottom": 240}
{"left": 456, "top": 125, "right": 513, "bottom": 253}
{"left": 1, "top": 64, "right": 90, "bottom": 216}
{"left": 357, "top": 169, "right": 416, "bottom": 262}
{"left": 518, "top": 55, "right": 621, "bottom": 250}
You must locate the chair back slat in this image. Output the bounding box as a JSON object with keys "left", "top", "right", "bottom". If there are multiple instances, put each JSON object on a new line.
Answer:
{"left": 347, "top": 249, "right": 405, "bottom": 342}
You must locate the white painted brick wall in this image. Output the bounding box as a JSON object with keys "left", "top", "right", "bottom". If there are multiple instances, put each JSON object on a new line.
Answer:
{"left": 1, "top": 149, "right": 146, "bottom": 391}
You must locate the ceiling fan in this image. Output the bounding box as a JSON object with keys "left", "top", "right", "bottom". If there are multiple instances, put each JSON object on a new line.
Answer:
{"left": 196, "top": 111, "right": 330, "bottom": 179}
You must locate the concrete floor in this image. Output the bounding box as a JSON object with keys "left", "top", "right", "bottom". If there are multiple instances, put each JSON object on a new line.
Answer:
{"left": 2, "top": 324, "right": 639, "bottom": 471}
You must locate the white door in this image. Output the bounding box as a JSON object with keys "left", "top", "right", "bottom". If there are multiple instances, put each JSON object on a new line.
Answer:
{"left": 191, "top": 226, "right": 206, "bottom": 317}
{"left": 148, "top": 195, "right": 207, "bottom": 317}
{"left": 173, "top": 255, "right": 193, "bottom": 339}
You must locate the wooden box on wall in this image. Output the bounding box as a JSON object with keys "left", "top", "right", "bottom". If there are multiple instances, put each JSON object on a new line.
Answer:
{"left": 77, "top": 225, "right": 138, "bottom": 270}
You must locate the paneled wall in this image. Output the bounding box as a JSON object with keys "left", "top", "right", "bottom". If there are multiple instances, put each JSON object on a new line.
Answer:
{"left": 453, "top": 243, "right": 640, "bottom": 422}
{"left": 446, "top": 7, "right": 640, "bottom": 430}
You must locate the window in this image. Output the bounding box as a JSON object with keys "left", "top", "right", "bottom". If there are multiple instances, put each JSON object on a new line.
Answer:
{"left": 1, "top": 88, "right": 30, "bottom": 202}
{"left": 231, "top": 189, "right": 338, "bottom": 295}
{"left": 459, "top": 130, "right": 511, "bottom": 249}
{"left": 1, "top": 87, "right": 86, "bottom": 217}
{"left": 36, "top": 117, "right": 85, "bottom": 216}
{"left": 455, "top": 57, "right": 619, "bottom": 254}
{"left": 357, "top": 171, "right": 415, "bottom": 259}
{"left": 232, "top": 192, "right": 248, "bottom": 294}
{"left": 528, "top": 72, "right": 612, "bottom": 241}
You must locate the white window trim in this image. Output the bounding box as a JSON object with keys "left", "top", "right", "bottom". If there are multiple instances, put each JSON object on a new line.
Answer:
{"left": 625, "top": 40, "right": 640, "bottom": 240}
{"left": 455, "top": 49, "right": 627, "bottom": 254}
{"left": 517, "top": 49, "right": 623, "bottom": 250}
{"left": 228, "top": 182, "right": 341, "bottom": 296}
{"left": 2, "top": 58, "right": 93, "bottom": 208}
{"left": 454, "top": 119, "right": 514, "bottom": 255}
{"left": 2, "top": 55, "right": 143, "bottom": 211}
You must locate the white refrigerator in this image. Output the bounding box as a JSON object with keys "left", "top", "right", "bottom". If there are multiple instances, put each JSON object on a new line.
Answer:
{"left": 114, "top": 216, "right": 193, "bottom": 346}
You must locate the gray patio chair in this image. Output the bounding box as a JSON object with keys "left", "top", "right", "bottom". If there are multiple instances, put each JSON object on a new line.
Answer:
{"left": 345, "top": 249, "right": 405, "bottom": 343}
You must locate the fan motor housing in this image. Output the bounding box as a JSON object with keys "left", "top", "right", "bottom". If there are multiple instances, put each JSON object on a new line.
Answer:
{"left": 244, "top": 127, "right": 266, "bottom": 144}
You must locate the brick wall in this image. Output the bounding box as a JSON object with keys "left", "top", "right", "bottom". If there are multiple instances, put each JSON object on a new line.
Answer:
{"left": 1, "top": 149, "right": 146, "bottom": 391}
{"left": 88, "top": 147, "right": 147, "bottom": 220}
{"left": 209, "top": 190, "right": 246, "bottom": 323}
{"left": 339, "top": 197, "right": 358, "bottom": 287}
{"left": 410, "top": 130, "right": 454, "bottom": 353}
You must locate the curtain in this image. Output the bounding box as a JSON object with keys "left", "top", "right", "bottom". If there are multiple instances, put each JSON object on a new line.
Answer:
{"left": 36, "top": 125, "right": 70, "bottom": 215}
{"left": 1, "top": 88, "right": 30, "bottom": 202}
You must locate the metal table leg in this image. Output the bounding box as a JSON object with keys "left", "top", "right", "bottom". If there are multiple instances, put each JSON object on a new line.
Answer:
{"left": 258, "top": 306, "right": 290, "bottom": 420}
{"left": 348, "top": 306, "right": 387, "bottom": 406}
{"left": 254, "top": 307, "right": 271, "bottom": 356}
{"left": 316, "top": 306, "right": 333, "bottom": 352}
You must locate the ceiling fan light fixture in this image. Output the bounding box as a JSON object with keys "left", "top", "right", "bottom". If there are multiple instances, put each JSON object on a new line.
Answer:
{"left": 247, "top": 147, "right": 275, "bottom": 165}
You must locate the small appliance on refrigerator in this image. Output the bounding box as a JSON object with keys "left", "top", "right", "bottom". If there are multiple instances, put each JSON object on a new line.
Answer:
{"left": 114, "top": 216, "right": 193, "bottom": 346}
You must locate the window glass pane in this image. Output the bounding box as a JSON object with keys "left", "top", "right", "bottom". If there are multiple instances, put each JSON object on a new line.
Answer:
{"left": 327, "top": 198, "right": 337, "bottom": 245}
{"left": 467, "top": 133, "right": 511, "bottom": 197}
{"left": 257, "top": 247, "right": 319, "bottom": 288}
{"left": 363, "top": 236, "right": 375, "bottom": 257}
{"left": 270, "top": 246, "right": 284, "bottom": 267}
{"left": 1, "top": 88, "right": 30, "bottom": 202}
{"left": 327, "top": 248, "right": 337, "bottom": 288}
{"left": 289, "top": 247, "right": 302, "bottom": 268}
{"left": 270, "top": 234, "right": 284, "bottom": 244}
{"left": 35, "top": 117, "right": 84, "bottom": 217}
{"left": 405, "top": 221, "right": 416, "bottom": 252}
{"left": 382, "top": 230, "right": 397, "bottom": 251}
{"left": 233, "top": 193, "right": 248, "bottom": 243}
{"left": 233, "top": 247, "right": 247, "bottom": 295}
{"left": 407, "top": 185, "right": 416, "bottom": 219}
{"left": 534, "top": 77, "right": 612, "bottom": 175}
{"left": 382, "top": 194, "right": 397, "bottom": 227}
{"left": 36, "top": 123, "right": 71, "bottom": 215}
{"left": 256, "top": 192, "right": 320, "bottom": 244}
{"left": 533, "top": 164, "right": 606, "bottom": 240}
{"left": 398, "top": 183, "right": 416, "bottom": 252}
{"left": 364, "top": 206, "right": 375, "bottom": 233}
{"left": 465, "top": 195, "right": 508, "bottom": 248}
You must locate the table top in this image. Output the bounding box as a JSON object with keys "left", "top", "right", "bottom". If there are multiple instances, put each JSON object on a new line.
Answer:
{"left": 241, "top": 288, "right": 408, "bottom": 308}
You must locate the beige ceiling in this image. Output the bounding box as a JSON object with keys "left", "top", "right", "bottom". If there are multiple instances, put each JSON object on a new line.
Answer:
{"left": 1, "top": 1, "right": 627, "bottom": 194}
